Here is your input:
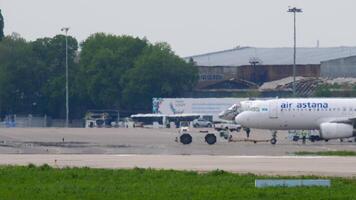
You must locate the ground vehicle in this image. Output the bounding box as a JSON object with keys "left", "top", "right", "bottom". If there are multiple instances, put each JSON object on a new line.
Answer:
{"left": 130, "top": 114, "right": 166, "bottom": 128}
{"left": 214, "top": 122, "right": 241, "bottom": 132}
{"left": 192, "top": 119, "right": 213, "bottom": 128}
{"left": 177, "top": 121, "right": 217, "bottom": 145}
{"left": 85, "top": 110, "right": 119, "bottom": 128}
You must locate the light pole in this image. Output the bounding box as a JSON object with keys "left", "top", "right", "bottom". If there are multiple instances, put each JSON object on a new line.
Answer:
{"left": 287, "top": 7, "right": 302, "bottom": 97}
{"left": 61, "top": 27, "right": 70, "bottom": 127}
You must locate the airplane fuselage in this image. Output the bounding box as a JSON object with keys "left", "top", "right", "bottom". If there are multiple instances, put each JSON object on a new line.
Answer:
{"left": 235, "top": 98, "right": 356, "bottom": 130}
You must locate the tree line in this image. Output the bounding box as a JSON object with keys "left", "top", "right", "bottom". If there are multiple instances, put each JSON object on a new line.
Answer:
{"left": 0, "top": 32, "right": 198, "bottom": 119}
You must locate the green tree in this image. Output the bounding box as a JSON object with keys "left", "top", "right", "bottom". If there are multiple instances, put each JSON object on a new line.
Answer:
{"left": 122, "top": 43, "right": 198, "bottom": 111}
{"left": 79, "top": 33, "right": 147, "bottom": 109}
{"left": 0, "top": 32, "right": 198, "bottom": 118}
{"left": 0, "top": 9, "right": 4, "bottom": 41}
{"left": 31, "top": 35, "right": 79, "bottom": 118}
{"left": 0, "top": 35, "right": 39, "bottom": 114}
{"left": 0, "top": 34, "right": 79, "bottom": 118}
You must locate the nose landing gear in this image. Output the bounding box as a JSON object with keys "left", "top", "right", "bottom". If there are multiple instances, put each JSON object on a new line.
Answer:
{"left": 270, "top": 130, "right": 277, "bottom": 145}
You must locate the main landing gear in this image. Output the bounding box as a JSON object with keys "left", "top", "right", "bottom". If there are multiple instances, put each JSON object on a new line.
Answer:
{"left": 270, "top": 130, "right": 277, "bottom": 145}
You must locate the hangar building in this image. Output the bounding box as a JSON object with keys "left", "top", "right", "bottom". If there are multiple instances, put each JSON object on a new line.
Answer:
{"left": 187, "top": 46, "right": 356, "bottom": 91}
{"left": 321, "top": 56, "right": 356, "bottom": 78}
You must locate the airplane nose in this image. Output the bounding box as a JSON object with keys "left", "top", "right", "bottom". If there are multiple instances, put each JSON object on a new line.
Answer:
{"left": 235, "top": 113, "right": 245, "bottom": 125}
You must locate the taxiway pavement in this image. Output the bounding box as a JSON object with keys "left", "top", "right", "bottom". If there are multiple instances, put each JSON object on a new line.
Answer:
{"left": 0, "top": 128, "right": 354, "bottom": 155}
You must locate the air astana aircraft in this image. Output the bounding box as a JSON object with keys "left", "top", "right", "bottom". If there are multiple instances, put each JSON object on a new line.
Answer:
{"left": 233, "top": 98, "right": 356, "bottom": 144}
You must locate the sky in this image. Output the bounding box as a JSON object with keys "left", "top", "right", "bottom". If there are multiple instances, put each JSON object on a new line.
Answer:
{"left": 1, "top": 0, "right": 356, "bottom": 56}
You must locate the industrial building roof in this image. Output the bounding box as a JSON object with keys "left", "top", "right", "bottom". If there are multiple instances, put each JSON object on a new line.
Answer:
{"left": 187, "top": 47, "right": 356, "bottom": 66}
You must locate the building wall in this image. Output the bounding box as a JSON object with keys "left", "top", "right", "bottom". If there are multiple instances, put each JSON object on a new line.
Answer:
{"left": 321, "top": 56, "right": 356, "bottom": 78}
{"left": 238, "top": 65, "right": 320, "bottom": 83}
{"left": 196, "top": 65, "right": 320, "bottom": 89}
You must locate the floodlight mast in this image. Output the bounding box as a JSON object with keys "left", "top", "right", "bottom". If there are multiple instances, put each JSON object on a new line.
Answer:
{"left": 287, "top": 7, "right": 302, "bottom": 97}
{"left": 61, "top": 27, "right": 70, "bottom": 127}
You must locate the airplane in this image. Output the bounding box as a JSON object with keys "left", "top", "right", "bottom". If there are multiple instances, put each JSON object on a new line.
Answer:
{"left": 234, "top": 98, "right": 356, "bottom": 144}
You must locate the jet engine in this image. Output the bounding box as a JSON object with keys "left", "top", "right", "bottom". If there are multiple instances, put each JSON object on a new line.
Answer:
{"left": 319, "top": 123, "right": 355, "bottom": 139}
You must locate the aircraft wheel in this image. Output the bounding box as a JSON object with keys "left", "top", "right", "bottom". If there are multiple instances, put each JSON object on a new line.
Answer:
{"left": 205, "top": 134, "right": 217, "bottom": 145}
{"left": 270, "top": 138, "right": 277, "bottom": 145}
{"left": 180, "top": 133, "right": 192, "bottom": 145}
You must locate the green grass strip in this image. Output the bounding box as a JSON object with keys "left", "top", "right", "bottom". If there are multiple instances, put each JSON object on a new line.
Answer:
{"left": 0, "top": 165, "right": 354, "bottom": 199}
{"left": 295, "top": 151, "right": 356, "bottom": 156}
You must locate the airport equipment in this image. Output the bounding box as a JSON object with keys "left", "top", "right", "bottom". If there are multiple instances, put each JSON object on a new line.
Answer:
{"left": 287, "top": 7, "right": 303, "bottom": 97}
{"left": 176, "top": 122, "right": 217, "bottom": 145}
{"left": 166, "top": 114, "right": 201, "bottom": 128}
{"left": 130, "top": 113, "right": 214, "bottom": 128}
{"left": 192, "top": 118, "right": 213, "bottom": 128}
{"left": 255, "top": 179, "right": 330, "bottom": 188}
{"left": 131, "top": 114, "right": 167, "bottom": 128}
{"left": 61, "top": 27, "right": 70, "bottom": 127}
{"left": 204, "top": 133, "right": 216, "bottom": 145}
{"left": 214, "top": 122, "right": 241, "bottom": 132}
{"left": 85, "top": 110, "right": 120, "bottom": 128}
{"left": 178, "top": 121, "right": 192, "bottom": 145}
{"left": 288, "top": 130, "right": 322, "bottom": 142}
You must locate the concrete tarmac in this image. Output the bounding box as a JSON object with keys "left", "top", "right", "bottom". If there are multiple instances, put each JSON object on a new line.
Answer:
{"left": 0, "top": 154, "right": 355, "bottom": 177}
{"left": 0, "top": 128, "right": 355, "bottom": 155}
{"left": 0, "top": 128, "right": 356, "bottom": 177}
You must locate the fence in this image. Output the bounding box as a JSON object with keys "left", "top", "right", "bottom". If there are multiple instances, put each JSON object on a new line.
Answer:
{"left": 0, "top": 114, "right": 85, "bottom": 128}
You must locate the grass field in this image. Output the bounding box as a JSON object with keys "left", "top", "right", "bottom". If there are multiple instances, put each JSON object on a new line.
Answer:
{"left": 0, "top": 165, "right": 355, "bottom": 199}
{"left": 295, "top": 151, "right": 356, "bottom": 156}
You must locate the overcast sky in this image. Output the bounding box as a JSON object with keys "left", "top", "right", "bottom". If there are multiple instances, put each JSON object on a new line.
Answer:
{"left": 1, "top": 0, "right": 356, "bottom": 56}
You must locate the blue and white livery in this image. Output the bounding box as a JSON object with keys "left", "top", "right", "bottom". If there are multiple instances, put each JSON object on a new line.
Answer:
{"left": 234, "top": 98, "right": 356, "bottom": 144}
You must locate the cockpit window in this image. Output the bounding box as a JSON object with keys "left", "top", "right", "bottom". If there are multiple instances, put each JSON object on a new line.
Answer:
{"left": 227, "top": 104, "right": 239, "bottom": 112}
